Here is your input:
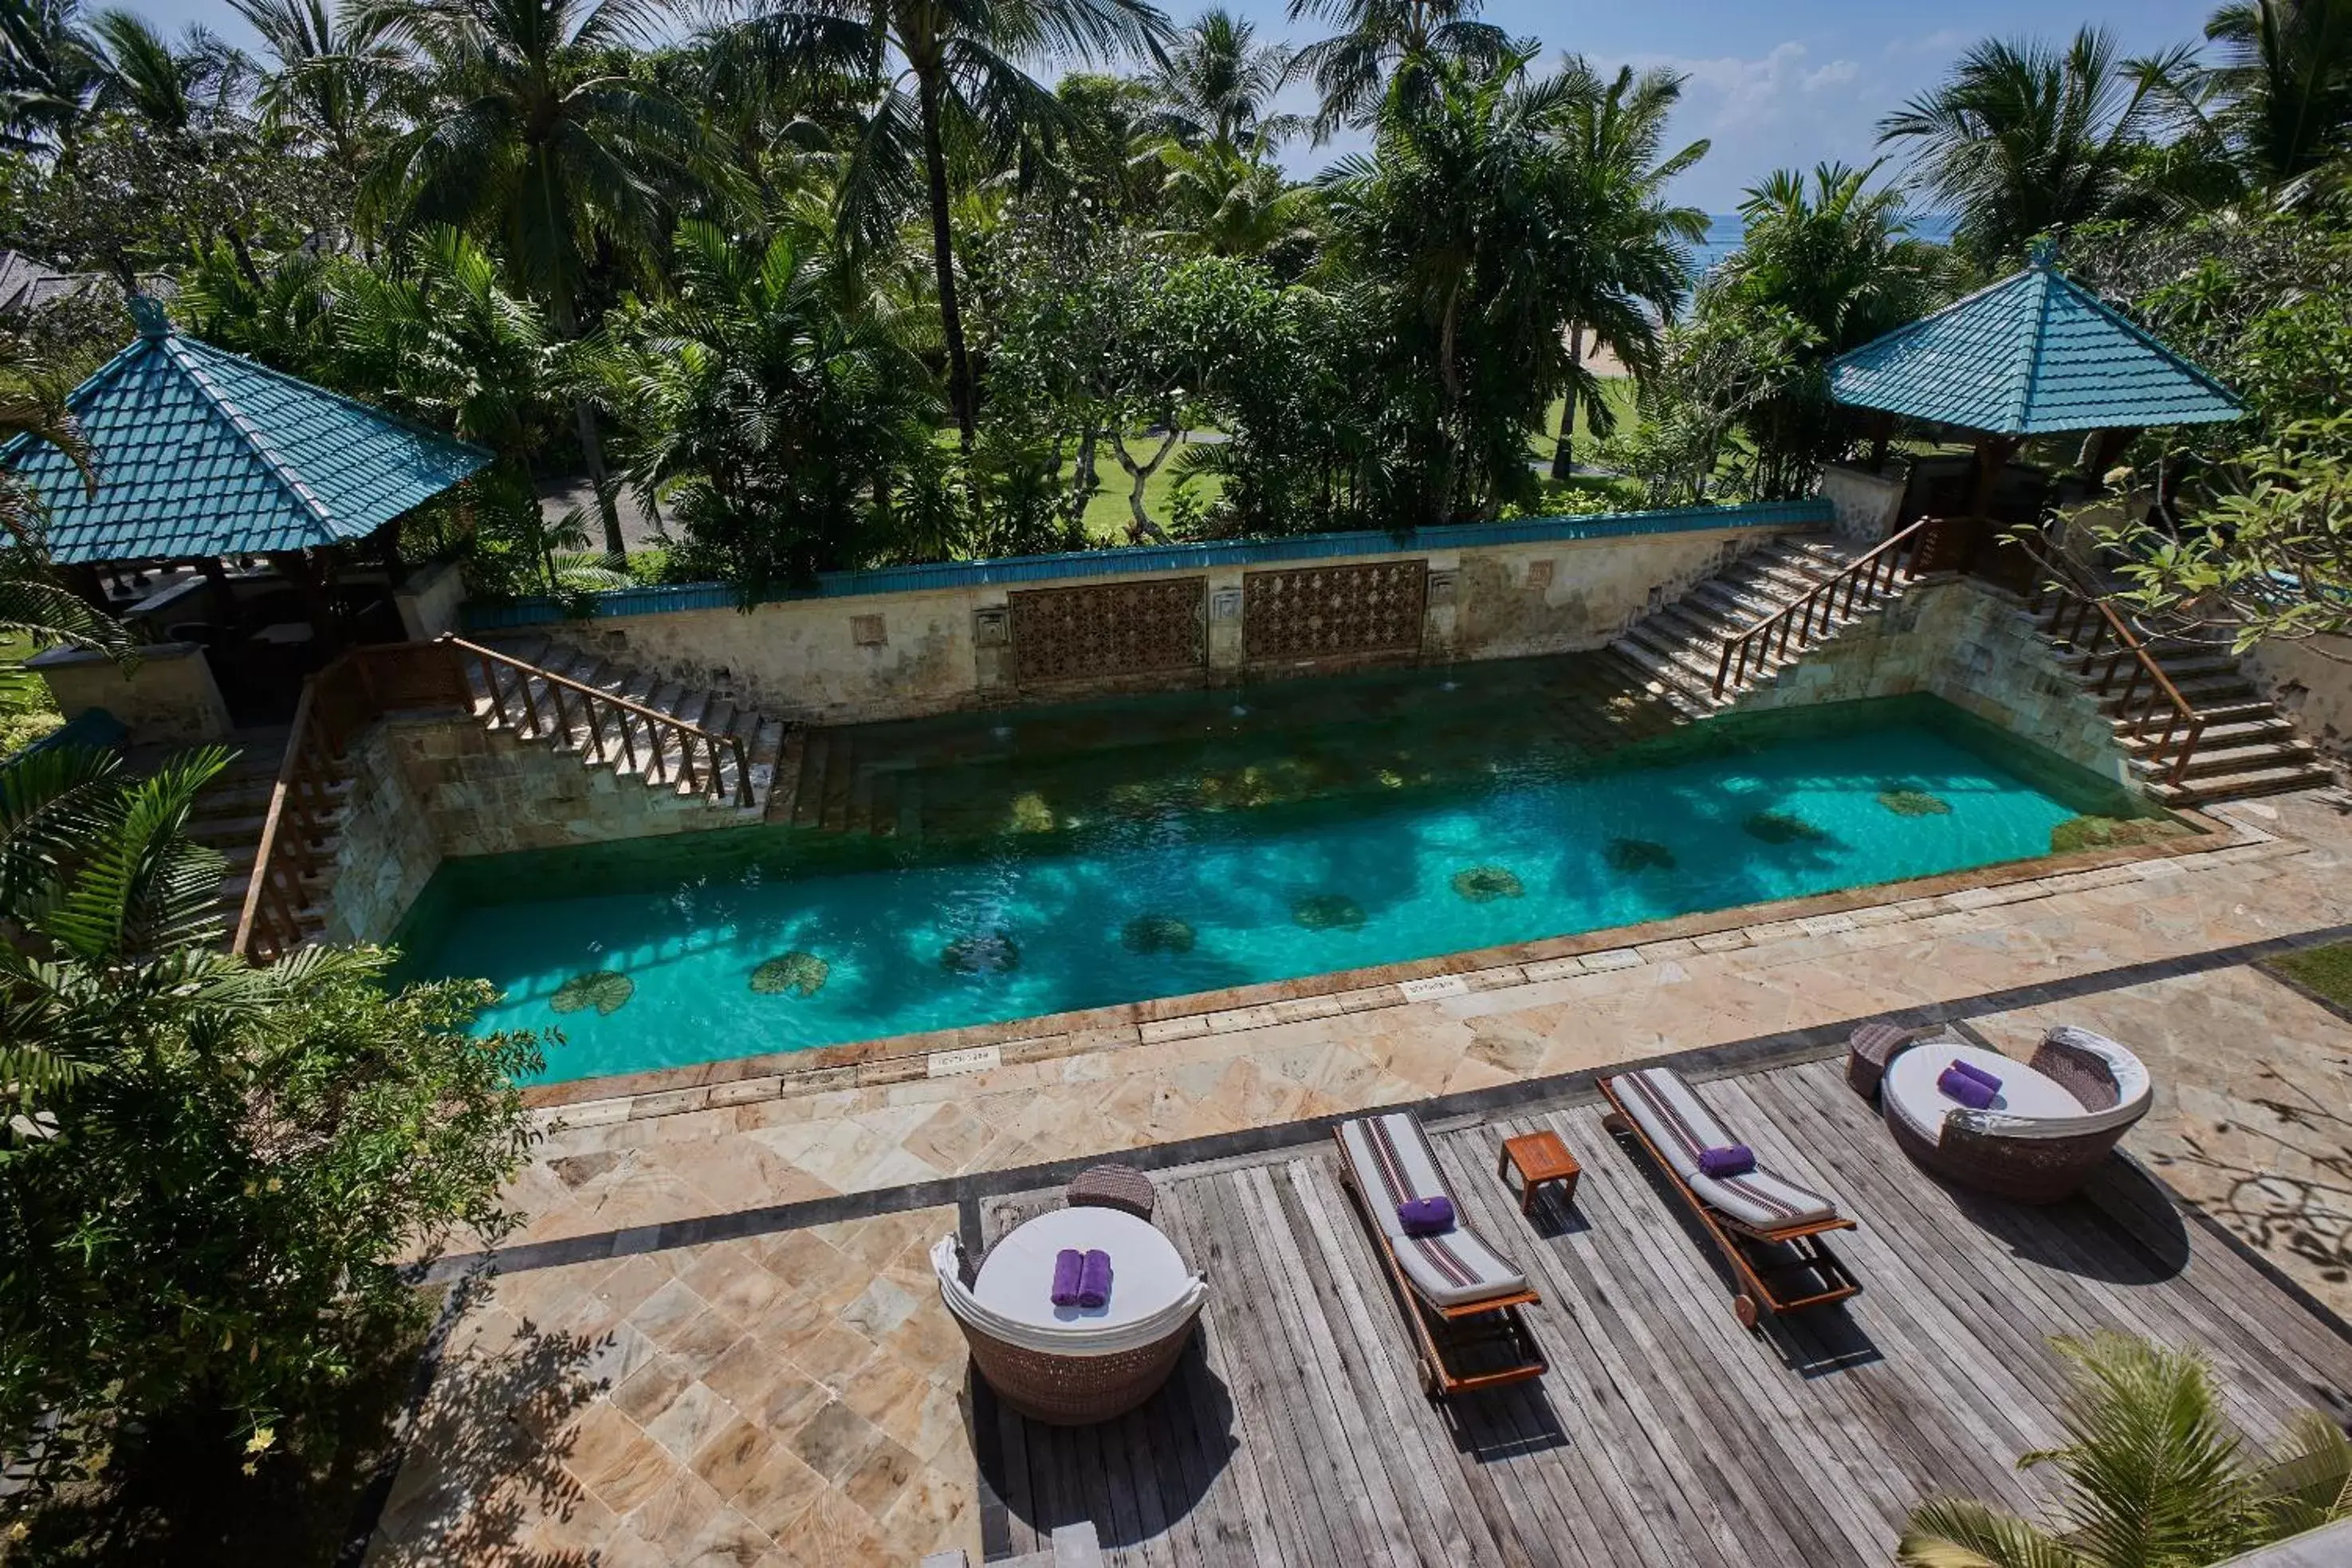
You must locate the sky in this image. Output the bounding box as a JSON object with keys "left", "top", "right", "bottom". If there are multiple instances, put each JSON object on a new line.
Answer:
{"left": 146, "top": 0, "right": 2220, "bottom": 211}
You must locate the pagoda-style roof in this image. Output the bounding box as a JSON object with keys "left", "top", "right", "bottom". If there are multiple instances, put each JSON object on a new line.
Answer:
{"left": 0, "top": 299, "right": 491, "bottom": 566}
{"left": 1828, "top": 246, "right": 2243, "bottom": 437}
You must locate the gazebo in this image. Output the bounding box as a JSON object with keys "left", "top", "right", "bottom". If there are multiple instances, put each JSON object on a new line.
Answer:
{"left": 1827, "top": 241, "right": 2244, "bottom": 580}
{"left": 3, "top": 297, "right": 490, "bottom": 733}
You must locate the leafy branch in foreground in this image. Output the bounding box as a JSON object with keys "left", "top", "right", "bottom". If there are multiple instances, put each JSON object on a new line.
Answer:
{"left": 1898, "top": 1332, "right": 2352, "bottom": 1568}
{"left": 2085, "top": 417, "right": 2352, "bottom": 655}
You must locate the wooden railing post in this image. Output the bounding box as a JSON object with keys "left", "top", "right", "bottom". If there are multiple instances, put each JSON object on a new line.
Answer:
{"left": 1710, "top": 517, "right": 1937, "bottom": 701}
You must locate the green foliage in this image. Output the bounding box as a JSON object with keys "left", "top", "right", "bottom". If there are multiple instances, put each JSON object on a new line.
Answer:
{"left": 1898, "top": 1332, "right": 2352, "bottom": 1567}
{"left": 0, "top": 949, "right": 545, "bottom": 1503}
{"left": 590, "top": 216, "right": 938, "bottom": 595}
{"left": 1877, "top": 26, "right": 2196, "bottom": 272}
{"left": 1618, "top": 161, "right": 1950, "bottom": 505}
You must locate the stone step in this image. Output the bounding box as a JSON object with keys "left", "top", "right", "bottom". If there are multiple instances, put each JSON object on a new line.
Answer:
{"left": 2130, "top": 737, "right": 2319, "bottom": 780}
{"left": 2148, "top": 761, "right": 2337, "bottom": 807}
{"left": 765, "top": 729, "right": 808, "bottom": 823}
{"left": 2120, "top": 713, "right": 2298, "bottom": 751}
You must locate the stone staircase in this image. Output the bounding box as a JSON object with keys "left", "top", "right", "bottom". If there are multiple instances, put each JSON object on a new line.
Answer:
{"left": 185, "top": 728, "right": 340, "bottom": 949}
{"left": 465, "top": 636, "right": 790, "bottom": 812}
{"left": 2028, "top": 607, "right": 2332, "bottom": 808}
{"left": 1605, "top": 533, "right": 1918, "bottom": 716}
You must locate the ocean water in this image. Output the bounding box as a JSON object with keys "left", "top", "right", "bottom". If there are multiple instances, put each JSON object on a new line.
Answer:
{"left": 396, "top": 674, "right": 2153, "bottom": 1087}
{"left": 1691, "top": 212, "right": 1959, "bottom": 285}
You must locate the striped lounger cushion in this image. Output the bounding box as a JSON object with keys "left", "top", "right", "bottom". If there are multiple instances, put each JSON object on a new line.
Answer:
{"left": 1607, "top": 1067, "right": 1842, "bottom": 1234}
{"left": 1338, "top": 1113, "right": 1531, "bottom": 1310}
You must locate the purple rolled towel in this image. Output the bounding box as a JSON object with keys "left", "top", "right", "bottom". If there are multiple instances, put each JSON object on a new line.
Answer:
{"left": 1050, "top": 1248, "right": 1084, "bottom": 1307}
{"left": 1076, "top": 1249, "right": 1112, "bottom": 1309}
{"left": 1396, "top": 1196, "right": 1455, "bottom": 1236}
{"left": 1698, "top": 1144, "right": 1755, "bottom": 1178}
{"left": 1938, "top": 1064, "right": 1997, "bottom": 1109}
{"left": 1949, "top": 1058, "right": 2004, "bottom": 1093}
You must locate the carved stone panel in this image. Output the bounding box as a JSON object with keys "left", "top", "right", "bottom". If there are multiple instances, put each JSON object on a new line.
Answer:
{"left": 1242, "top": 560, "right": 1428, "bottom": 663}
{"left": 1009, "top": 576, "right": 1206, "bottom": 686}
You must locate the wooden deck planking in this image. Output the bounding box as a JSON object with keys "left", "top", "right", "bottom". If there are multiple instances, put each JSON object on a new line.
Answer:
{"left": 979, "top": 1058, "right": 2352, "bottom": 1566}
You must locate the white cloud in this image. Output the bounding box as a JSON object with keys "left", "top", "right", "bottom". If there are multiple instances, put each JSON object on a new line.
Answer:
{"left": 1615, "top": 41, "right": 1903, "bottom": 207}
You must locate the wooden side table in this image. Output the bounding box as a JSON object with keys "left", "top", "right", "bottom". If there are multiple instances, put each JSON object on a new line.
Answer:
{"left": 1497, "top": 1130, "right": 1580, "bottom": 1214}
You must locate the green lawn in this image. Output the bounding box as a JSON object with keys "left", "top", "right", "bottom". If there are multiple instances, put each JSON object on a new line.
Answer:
{"left": 1063, "top": 442, "right": 1224, "bottom": 544}
{"left": 2264, "top": 941, "right": 2352, "bottom": 1012}
{"left": 1528, "top": 378, "right": 1640, "bottom": 466}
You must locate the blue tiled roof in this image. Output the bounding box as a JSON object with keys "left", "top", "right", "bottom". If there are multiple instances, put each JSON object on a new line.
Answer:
{"left": 1828, "top": 253, "right": 2243, "bottom": 436}
{"left": 0, "top": 305, "right": 492, "bottom": 565}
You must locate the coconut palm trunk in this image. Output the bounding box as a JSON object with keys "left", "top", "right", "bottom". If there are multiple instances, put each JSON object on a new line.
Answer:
{"left": 917, "top": 69, "right": 978, "bottom": 450}
{"left": 549, "top": 293, "right": 627, "bottom": 559}
{"left": 1549, "top": 324, "right": 1583, "bottom": 480}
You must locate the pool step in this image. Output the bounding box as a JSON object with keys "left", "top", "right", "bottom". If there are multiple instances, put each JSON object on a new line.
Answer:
{"left": 2025, "top": 600, "right": 2334, "bottom": 807}
{"left": 464, "top": 637, "right": 793, "bottom": 815}
{"left": 1605, "top": 532, "right": 1917, "bottom": 716}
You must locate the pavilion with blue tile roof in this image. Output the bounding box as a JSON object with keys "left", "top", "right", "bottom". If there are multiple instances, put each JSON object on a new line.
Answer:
{"left": 2, "top": 297, "right": 491, "bottom": 570}
{"left": 1828, "top": 241, "right": 2244, "bottom": 442}
{"left": 1826, "top": 241, "right": 2242, "bottom": 573}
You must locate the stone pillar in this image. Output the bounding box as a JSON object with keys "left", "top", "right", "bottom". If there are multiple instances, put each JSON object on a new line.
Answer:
{"left": 1205, "top": 569, "right": 1245, "bottom": 680}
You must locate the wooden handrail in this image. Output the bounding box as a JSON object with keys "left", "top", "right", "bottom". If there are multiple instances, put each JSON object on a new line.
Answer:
{"left": 1713, "top": 517, "right": 1941, "bottom": 698}
{"left": 2027, "top": 558, "right": 2207, "bottom": 786}
{"left": 439, "top": 635, "right": 752, "bottom": 808}
{"left": 230, "top": 641, "right": 473, "bottom": 962}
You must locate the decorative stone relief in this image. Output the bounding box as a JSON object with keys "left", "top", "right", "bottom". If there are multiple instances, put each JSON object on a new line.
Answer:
{"left": 1210, "top": 586, "right": 1243, "bottom": 623}
{"left": 1008, "top": 576, "right": 1207, "bottom": 685}
{"left": 851, "top": 614, "right": 887, "bottom": 646}
{"left": 1244, "top": 561, "right": 1430, "bottom": 662}
{"left": 1524, "top": 559, "right": 1554, "bottom": 590}
{"left": 1426, "top": 568, "right": 1457, "bottom": 607}
{"left": 973, "top": 607, "right": 1009, "bottom": 648}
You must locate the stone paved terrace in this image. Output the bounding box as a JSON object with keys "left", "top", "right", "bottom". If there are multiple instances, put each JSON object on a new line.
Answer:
{"left": 361, "top": 788, "right": 2352, "bottom": 1566}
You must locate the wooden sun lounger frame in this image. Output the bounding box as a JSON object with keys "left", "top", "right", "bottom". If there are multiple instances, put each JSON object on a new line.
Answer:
{"left": 1333, "top": 1130, "right": 1547, "bottom": 1401}
{"left": 1597, "top": 1076, "right": 1862, "bottom": 1330}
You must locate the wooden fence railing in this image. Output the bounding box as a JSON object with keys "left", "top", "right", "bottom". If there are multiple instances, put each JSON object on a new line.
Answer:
{"left": 1713, "top": 517, "right": 1942, "bottom": 698}
{"left": 441, "top": 635, "right": 751, "bottom": 808}
{"left": 2026, "top": 559, "right": 2207, "bottom": 786}
{"left": 231, "top": 642, "right": 471, "bottom": 963}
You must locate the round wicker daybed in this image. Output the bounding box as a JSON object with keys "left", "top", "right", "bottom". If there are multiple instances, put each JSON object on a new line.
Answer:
{"left": 930, "top": 1223, "right": 1207, "bottom": 1425}
{"left": 1881, "top": 1026, "right": 2153, "bottom": 1204}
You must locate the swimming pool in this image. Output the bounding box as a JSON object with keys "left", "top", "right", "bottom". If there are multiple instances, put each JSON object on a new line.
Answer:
{"left": 396, "top": 678, "right": 2162, "bottom": 1085}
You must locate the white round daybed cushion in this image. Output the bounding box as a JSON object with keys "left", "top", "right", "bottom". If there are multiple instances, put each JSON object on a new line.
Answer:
{"left": 1885, "top": 1039, "right": 2089, "bottom": 1148}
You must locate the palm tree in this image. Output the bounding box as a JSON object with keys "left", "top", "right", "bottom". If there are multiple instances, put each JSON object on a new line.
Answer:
{"left": 85, "top": 8, "right": 246, "bottom": 134}
{"left": 1150, "top": 8, "right": 1302, "bottom": 153}
{"left": 231, "top": 0, "right": 408, "bottom": 168}
{"left": 1878, "top": 26, "right": 2193, "bottom": 269}
{"left": 1321, "top": 45, "right": 1596, "bottom": 523}
{"left": 2200, "top": 0, "right": 2352, "bottom": 190}
{"left": 358, "top": 0, "right": 706, "bottom": 559}
{"left": 1286, "top": 0, "right": 1507, "bottom": 136}
{"left": 702, "top": 0, "right": 1173, "bottom": 450}
{"left": 1155, "top": 140, "right": 1319, "bottom": 257}
{"left": 1702, "top": 161, "right": 1948, "bottom": 496}
{"left": 1544, "top": 57, "right": 1708, "bottom": 478}
{"left": 1899, "top": 1333, "right": 2352, "bottom": 1567}
{"left": 0, "top": 0, "right": 101, "bottom": 152}
{"left": 588, "top": 215, "right": 936, "bottom": 592}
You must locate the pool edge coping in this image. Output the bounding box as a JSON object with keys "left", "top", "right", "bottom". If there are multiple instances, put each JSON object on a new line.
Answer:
{"left": 517, "top": 798, "right": 2287, "bottom": 1124}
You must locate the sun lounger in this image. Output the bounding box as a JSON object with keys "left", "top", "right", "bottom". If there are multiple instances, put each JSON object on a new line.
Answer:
{"left": 1334, "top": 1111, "right": 1546, "bottom": 1398}
{"left": 1599, "top": 1067, "right": 1860, "bottom": 1327}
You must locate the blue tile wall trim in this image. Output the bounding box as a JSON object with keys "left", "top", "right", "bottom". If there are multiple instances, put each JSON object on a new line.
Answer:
{"left": 461, "top": 499, "right": 1832, "bottom": 631}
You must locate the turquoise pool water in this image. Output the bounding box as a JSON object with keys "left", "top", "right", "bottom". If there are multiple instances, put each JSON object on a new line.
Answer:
{"left": 397, "top": 683, "right": 2155, "bottom": 1085}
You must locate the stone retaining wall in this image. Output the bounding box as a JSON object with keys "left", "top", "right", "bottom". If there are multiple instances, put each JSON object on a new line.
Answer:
{"left": 2247, "top": 632, "right": 2352, "bottom": 767}
{"left": 471, "top": 505, "right": 1827, "bottom": 725}
{"left": 323, "top": 714, "right": 758, "bottom": 942}
{"left": 1729, "top": 576, "right": 2130, "bottom": 785}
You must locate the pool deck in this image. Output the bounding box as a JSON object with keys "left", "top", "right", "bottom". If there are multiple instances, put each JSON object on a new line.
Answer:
{"left": 361, "top": 786, "right": 2352, "bottom": 1566}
